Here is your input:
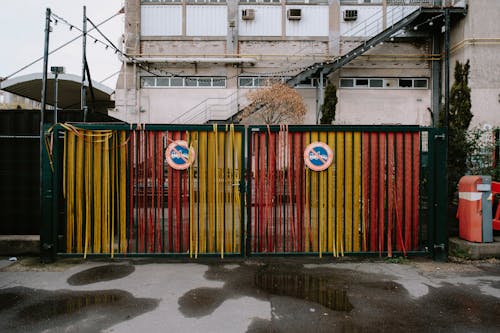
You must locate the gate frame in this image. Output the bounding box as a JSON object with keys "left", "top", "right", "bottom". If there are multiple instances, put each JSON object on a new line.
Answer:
{"left": 41, "top": 124, "right": 447, "bottom": 262}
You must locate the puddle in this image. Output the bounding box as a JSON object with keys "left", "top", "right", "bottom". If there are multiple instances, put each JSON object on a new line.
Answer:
{"left": 254, "top": 270, "right": 353, "bottom": 312}
{"left": 178, "top": 287, "right": 226, "bottom": 317}
{"left": 0, "top": 287, "right": 158, "bottom": 333}
{"left": 67, "top": 264, "right": 135, "bottom": 285}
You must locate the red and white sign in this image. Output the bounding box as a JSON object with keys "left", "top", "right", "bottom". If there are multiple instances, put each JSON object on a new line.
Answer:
{"left": 303, "top": 142, "right": 334, "bottom": 171}
{"left": 165, "top": 140, "right": 195, "bottom": 170}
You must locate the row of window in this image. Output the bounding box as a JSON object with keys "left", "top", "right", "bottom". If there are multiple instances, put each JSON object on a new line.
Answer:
{"left": 141, "top": 76, "right": 326, "bottom": 88}
{"left": 340, "top": 78, "right": 428, "bottom": 89}
{"left": 141, "top": 76, "right": 429, "bottom": 89}
{"left": 142, "top": 76, "right": 227, "bottom": 88}
{"left": 142, "top": 0, "right": 328, "bottom": 3}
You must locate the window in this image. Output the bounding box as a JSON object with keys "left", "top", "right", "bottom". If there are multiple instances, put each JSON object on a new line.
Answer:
{"left": 141, "top": 76, "right": 227, "bottom": 88}
{"left": 398, "top": 79, "right": 412, "bottom": 88}
{"left": 414, "top": 79, "right": 428, "bottom": 88}
{"left": 238, "top": 76, "right": 290, "bottom": 87}
{"left": 186, "top": 0, "right": 226, "bottom": 3}
{"left": 240, "top": 0, "right": 280, "bottom": 3}
{"left": 295, "top": 78, "right": 328, "bottom": 88}
{"left": 355, "top": 79, "right": 369, "bottom": 87}
{"left": 141, "top": 0, "right": 181, "bottom": 3}
{"left": 340, "top": 77, "right": 429, "bottom": 89}
{"left": 340, "top": 78, "right": 354, "bottom": 87}
{"left": 369, "top": 79, "right": 383, "bottom": 88}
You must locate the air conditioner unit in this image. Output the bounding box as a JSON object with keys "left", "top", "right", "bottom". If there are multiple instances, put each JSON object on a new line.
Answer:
{"left": 287, "top": 9, "right": 302, "bottom": 20}
{"left": 242, "top": 9, "right": 255, "bottom": 20}
{"left": 343, "top": 10, "right": 358, "bottom": 21}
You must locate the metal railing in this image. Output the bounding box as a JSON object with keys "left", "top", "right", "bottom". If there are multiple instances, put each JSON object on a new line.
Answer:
{"left": 171, "top": 90, "right": 249, "bottom": 124}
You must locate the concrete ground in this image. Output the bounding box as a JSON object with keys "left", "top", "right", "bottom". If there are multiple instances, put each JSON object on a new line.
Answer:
{"left": 0, "top": 256, "right": 499, "bottom": 333}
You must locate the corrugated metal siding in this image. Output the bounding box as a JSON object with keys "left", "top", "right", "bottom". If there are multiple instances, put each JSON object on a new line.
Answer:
{"left": 285, "top": 6, "right": 329, "bottom": 37}
{"left": 186, "top": 6, "right": 227, "bottom": 36}
{"left": 386, "top": 6, "right": 419, "bottom": 26}
{"left": 141, "top": 5, "right": 182, "bottom": 36}
{"left": 340, "top": 6, "right": 383, "bottom": 37}
{"left": 238, "top": 6, "right": 282, "bottom": 37}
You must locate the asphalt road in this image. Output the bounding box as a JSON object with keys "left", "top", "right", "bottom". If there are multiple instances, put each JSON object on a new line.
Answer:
{"left": 0, "top": 257, "right": 499, "bottom": 332}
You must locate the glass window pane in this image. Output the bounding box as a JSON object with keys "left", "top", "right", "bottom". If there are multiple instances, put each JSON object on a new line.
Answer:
{"left": 340, "top": 79, "right": 354, "bottom": 87}
{"left": 171, "top": 77, "right": 184, "bottom": 86}
{"left": 370, "top": 79, "right": 383, "bottom": 88}
{"left": 185, "top": 78, "right": 198, "bottom": 87}
{"left": 142, "top": 77, "right": 155, "bottom": 87}
{"left": 213, "top": 78, "right": 226, "bottom": 87}
{"left": 156, "top": 77, "right": 170, "bottom": 86}
{"left": 198, "top": 78, "right": 211, "bottom": 87}
{"left": 414, "top": 79, "right": 428, "bottom": 88}
{"left": 355, "top": 79, "right": 369, "bottom": 87}
{"left": 399, "top": 79, "right": 412, "bottom": 88}
{"left": 239, "top": 78, "right": 253, "bottom": 87}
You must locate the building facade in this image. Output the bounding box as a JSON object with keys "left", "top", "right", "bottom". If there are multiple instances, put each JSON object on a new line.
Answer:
{"left": 113, "top": 0, "right": 497, "bottom": 127}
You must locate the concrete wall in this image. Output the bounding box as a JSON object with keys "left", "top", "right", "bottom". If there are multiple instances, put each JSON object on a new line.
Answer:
{"left": 114, "top": 0, "right": 485, "bottom": 126}
{"left": 336, "top": 89, "right": 432, "bottom": 125}
{"left": 449, "top": 0, "right": 500, "bottom": 129}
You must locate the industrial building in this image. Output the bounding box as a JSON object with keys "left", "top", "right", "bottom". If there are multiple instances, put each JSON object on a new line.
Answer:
{"left": 112, "top": 1, "right": 497, "bottom": 128}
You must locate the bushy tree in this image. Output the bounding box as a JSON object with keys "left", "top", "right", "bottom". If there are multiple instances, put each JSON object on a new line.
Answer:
{"left": 243, "top": 82, "right": 307, "bottom": 125}
{"left": 320, "top": 82, "right": 337, "bottom": 124}
{"left": 438, "top": 60, "right": 472, "bottom": 202}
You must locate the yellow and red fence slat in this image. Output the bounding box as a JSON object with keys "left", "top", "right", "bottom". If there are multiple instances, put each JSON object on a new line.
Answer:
{"left": 249, "top": 128, "right": 421, "bottom": 257}
{"left": 62, "top": 128, "right": 127, "bottom": 257}
{"left": 61, "top": 125, "right": 423, "bottom": 258}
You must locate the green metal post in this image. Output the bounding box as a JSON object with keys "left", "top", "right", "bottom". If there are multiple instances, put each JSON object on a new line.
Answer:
{"left": 433, "top": 128, "right": 448, "bottom": 261}
{"left": 41, "top": 124, "right": 55, "bottom": 262}
{"left": 40, "top": 8, "right": 54, "bottom": 263}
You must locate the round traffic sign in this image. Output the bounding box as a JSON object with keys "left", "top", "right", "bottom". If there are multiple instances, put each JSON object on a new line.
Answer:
{"left": 303, "top": 142, "right": 334, "bottom": 171}
{"left": 165, "top": 140, "right": 195, "bottom": 170}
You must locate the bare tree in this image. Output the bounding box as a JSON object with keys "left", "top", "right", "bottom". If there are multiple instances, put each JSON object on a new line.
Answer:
{"left": 241, "top": 82, "right": 307, "bottom": 125}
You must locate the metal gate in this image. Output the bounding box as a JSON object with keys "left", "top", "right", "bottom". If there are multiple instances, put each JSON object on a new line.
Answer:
{"left": 247, "top": 126, "right": 436, "bottom": 257}
{"left": 46, "top": 124, "right": 245, "bottom": 258}
{"left": 42, "top": 124, "right": 447, "bottom": 260}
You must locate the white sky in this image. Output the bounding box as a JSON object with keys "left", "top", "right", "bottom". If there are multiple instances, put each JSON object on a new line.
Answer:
{"left": 0, "top": 1, "right": 124, "bottom": 90}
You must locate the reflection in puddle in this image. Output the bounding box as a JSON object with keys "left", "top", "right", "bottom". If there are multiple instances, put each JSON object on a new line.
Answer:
{"left": 67, "top": 264, "right": 135, "bottom": 285}
{"left": 255, "top": 270, "right": 353, "bottom": 312}
{"left": 0, "top": 287, "right": 158, "bottom": 333}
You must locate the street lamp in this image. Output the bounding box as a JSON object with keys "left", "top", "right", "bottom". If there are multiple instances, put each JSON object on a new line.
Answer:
{"left": 50, "top": 66, "right": 64, "bottom": 124}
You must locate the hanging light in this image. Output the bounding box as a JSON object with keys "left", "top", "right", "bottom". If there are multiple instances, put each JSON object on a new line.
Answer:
{"left": 429, "top": 21, "right": 434, "bottom": 26}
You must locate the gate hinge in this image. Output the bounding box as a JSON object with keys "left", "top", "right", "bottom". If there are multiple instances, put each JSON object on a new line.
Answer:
{"left": 434, "top": 133, "right": 446, "bottom": 140}
{"left": 433, "top": 243, "right": 445, "bottom": 250}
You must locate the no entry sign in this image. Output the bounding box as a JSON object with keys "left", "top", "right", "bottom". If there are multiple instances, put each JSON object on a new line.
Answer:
{"left": 165, "top": 140, "right": 195, "bottom": 170}
{"left": 304, "top": 142, "right": 333, "bottom": 171}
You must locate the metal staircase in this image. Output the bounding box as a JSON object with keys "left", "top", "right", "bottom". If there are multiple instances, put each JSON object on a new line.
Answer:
{"left": 287, "top": 1, "right": 467, "bottom": 87}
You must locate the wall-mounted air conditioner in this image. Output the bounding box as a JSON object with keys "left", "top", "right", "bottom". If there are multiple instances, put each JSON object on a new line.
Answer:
{"left": 343, "top": 10, "right": 358, "bottom": 21}
{"left": 287, "top": 9, "right": 302, "bottom": 20}
{"left": 242, "top": 9, "right": 255, "bottom": 20}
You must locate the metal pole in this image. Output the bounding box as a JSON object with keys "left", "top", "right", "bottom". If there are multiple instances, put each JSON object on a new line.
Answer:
{"left": 81, "top": 5, "right": 87, "bottom": 121}
{"left": 54, "top": 72, "right": 59, "bottom": 124}
{"left": 40, "top": 7, "right": 50, "bottom": 170}
{"left": 444, "top": 9, "right": 450, "bottom": 128}
{"left": 40, "top": 7, "right": 52, "bottom": 262}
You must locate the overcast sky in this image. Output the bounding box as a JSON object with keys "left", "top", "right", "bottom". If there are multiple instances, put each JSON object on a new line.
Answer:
{"left": 0, "top": 1, "right": 124, "bottom": 89}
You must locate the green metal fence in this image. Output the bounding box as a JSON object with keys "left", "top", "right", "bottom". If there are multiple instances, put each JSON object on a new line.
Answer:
{"left": 41, "top": 124, "right": 447, "bottom": 261}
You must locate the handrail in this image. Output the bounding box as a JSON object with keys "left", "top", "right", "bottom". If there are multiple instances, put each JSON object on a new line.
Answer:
{"left": 170, "top": 89, "right": 248, "bottom": 124}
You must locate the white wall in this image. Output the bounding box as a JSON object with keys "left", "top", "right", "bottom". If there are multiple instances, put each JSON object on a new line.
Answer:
{"left": 141, "top": 5, "right": 182, "bottom": 36}
{"left": 186, "top": 5, "right": 228, "bottom": 36}
{"left": 336, "top": 89, "right": 432, "bottom": 125}
{"left": 285, "top": 6, "right": 329, "bottom": 37}
{"left": 238, "top": 5, "right": 282, "bottom": 36}
{"left": 340, "top": 6, "right": 382, "bottom": 37}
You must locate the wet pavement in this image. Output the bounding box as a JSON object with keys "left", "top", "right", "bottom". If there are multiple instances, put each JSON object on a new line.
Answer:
{"left": 0, "top": 257, "right": 499, "bottom": 332}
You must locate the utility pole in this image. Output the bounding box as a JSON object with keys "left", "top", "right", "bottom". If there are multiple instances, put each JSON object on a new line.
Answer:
{"left": 40, "top": 7, "right": 52, "bottom": 262}
{"left": 81, "top": 6, "right": 88, "bottom": 121}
